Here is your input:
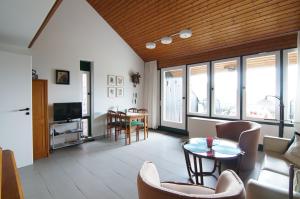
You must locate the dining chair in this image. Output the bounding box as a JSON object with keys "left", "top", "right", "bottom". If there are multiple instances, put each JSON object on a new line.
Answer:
{"left": 115, "top": 111, "right": 140, "bottom": 144}
{"left": 137, "top": 161, "right": 246, "bottom": 199}
{"left": 106, "top": 110, "right": 116, "bottom": 138}
{"left": 137, "top": 108, "right": 148, "bottom": 139}
{"left": 128, "top": 108, "right": 138, "bottom": 113}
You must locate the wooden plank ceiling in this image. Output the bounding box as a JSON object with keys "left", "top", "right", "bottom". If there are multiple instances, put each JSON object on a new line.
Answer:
{"left": 88, "top": 0, "right": 300, "bottom": 68}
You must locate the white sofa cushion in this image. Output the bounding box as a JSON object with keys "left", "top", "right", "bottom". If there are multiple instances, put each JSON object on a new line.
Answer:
{"left": 258, "top": 170, "right": 289, "bottom": 190}
{"left": 262, "top": 151, "right": 290, "bottom": 176}
{"left": 284, "top": 133, "right": 300, "bottom": 168}
{"left": 139, "top": 161, "right": 161, "bottom": 187}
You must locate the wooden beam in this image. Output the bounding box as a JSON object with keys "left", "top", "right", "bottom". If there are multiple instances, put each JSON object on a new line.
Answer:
{"left": 28, "top": 0, "right": 63, "bottom": 48}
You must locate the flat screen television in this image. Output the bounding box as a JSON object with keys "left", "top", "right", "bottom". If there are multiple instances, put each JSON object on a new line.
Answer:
{"left": 53, "top": 102, "right": 82, "bottom": 121}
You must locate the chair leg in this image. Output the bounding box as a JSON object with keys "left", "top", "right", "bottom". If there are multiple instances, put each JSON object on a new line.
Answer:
{"left": 136, "top": 127, "right": 139, "bottom": 142}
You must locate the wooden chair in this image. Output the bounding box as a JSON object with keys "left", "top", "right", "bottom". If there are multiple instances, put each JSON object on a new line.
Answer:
{"left": 115, "top": 111, "right": 141, "bottom": 144}
{"left": 137, "top": 108, "right": 148, "bottom": 139}
{"left": 128, "top": 108, "right": 138, "bottom": 113}
{"left": 106, "top": 110, "right": 116, "bottom": 138}
{"left": 0, "top": 148, "right": 25, "bottom": 199}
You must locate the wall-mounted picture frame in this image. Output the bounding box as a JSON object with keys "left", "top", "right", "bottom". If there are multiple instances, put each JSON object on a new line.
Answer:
{"left": 116, "top": 76, "right": 124, "bottom": 86}
{"left": 116, "top": 87, "right": 124, "bottom": 97}
{"left": 56, "top": 70, "right": 70, "bottom": 85}
{"left": 107, "top": 75, "right": 116, "bottom": 86}
{"left": 108, "top": 87, "right": 116, "bottom": 98}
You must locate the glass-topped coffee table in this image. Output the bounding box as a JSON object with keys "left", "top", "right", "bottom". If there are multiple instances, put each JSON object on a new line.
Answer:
{"left": 182, "top": 137, "right": 244, "bottom": 185}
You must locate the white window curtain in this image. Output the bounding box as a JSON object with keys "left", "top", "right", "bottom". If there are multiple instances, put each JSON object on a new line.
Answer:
{"left": 294, "top": 31, "right": 300, "bottom": 132}
{"left": 144, "top": 61, "right": 158, "bottom": 129}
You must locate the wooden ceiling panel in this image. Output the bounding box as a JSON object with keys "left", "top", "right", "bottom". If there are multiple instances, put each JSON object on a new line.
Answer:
{"left": 87, "top": 0, "right": 300, "bottom": 67}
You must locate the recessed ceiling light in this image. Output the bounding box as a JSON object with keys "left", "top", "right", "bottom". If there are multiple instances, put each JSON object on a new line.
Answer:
{"left": 179, "top": 29, "right": 192, "bottom": 39}
{"left": 145, "top": 42, "right": 156, "bottom": 49}
{"left": 161, "top": 36, "right": 172, "bottom": 44}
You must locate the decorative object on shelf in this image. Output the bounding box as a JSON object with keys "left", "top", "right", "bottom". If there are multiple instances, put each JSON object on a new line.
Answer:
{"left": 131, "top": 72, "right": 141, "bottom": 87}
{"left": 116, "top": 87, "right": 124, "bottom": 97}
{"left": 116, "top": 76, "right": 124, "bottom": 86}
{"left": 107, "top": 75, "right": 116, "bottom": 86}
{"left": 108, "top": 87, "right": 116, "bottom": 98}
{"left": 145, "top": 28, "right": 192, "bottom": 49}
{"left": 32, "top": 69, "right": 38, "bottom": 79}
{"left": 56, "top": 70, "right": 70, "bottom": 85}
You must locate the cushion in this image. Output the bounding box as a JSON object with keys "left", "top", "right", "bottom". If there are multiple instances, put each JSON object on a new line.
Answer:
{"left": 262, "top": 152, "right": 290, "bottom": 176}
{"left": 139, "top": 161, "right": 160, "bottom": 187}
{"left": 161, "top": 182, "right": 215, "bottom": 195}
{"left": 284, "top": 133, "right": 300, "bottom": 168}
{"left": 258, "top": 170, "right": 290, "bottom": 190}
{"left": 286, "top": 132, "right": 298, "bottom": 151}
{"left": 294, "top": 169, "right": 300, "bottom": 192}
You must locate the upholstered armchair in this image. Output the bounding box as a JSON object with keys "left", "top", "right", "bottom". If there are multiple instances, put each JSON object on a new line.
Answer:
{"left": 137, "top": 161, "right": 245, "bottom": 199}
{"left": 215, "top": 121, "right": 261, "bottom": 171}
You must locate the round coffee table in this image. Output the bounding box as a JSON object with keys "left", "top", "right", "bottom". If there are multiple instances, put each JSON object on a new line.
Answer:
{"left": 182, "top": 137, "right": 244, "bottom": 185}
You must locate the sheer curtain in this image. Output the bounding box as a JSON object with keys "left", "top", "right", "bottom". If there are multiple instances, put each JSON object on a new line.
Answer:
{"left": 294, "top": 32, "right": 300, "bottom": 132}
{"left": 144, "top": 61, "right": 158, "bottom": 129}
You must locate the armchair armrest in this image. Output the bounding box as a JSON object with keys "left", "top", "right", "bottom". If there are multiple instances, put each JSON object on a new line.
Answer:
{"left": 246, "top": 179, "right": 289, "bottom": 199}
{"left": 263, "top": 136, "right": 290, "bottom": 154}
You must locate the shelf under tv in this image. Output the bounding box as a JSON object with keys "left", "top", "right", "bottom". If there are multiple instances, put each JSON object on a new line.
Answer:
{"left": 49, "top": 119, "right": 83, "bottom": 150}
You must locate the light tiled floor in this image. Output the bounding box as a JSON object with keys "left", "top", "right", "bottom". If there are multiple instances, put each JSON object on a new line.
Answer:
{"left": 19, "top": 131, "right": 263, "bottom": 199}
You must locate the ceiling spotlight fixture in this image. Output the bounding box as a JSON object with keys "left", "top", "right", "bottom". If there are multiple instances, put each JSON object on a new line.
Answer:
{"left": 146, "top": 42, "right": 156, "bottom": 49}
{"left": 179, "top": 29, "right": 192, "bottom": 39}
{"left": 161, "top": 36, "right": 173, "bottom": 45}
{"left": 145, "top": 28, "right": 192, "bottom": 49}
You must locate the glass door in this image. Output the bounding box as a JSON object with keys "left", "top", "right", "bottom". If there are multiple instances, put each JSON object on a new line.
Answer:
{"left": 161, "top": 65, "right": 186, "bottom": 130}
{"left": 80, "top": 61, "right": 92, "bottom": 137}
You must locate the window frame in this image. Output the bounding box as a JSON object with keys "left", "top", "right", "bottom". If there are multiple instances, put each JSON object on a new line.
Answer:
{"left": 242, "top": 51, "right": 281, "bottom": 122}
{"left": 283, "top": 48, "right": 298, "bottom": 123}
{"left": 211, "top": 57, "right": 241, "bottom": 119}
{"left": 187, "top": 62, "right": 210, "bottom": 117}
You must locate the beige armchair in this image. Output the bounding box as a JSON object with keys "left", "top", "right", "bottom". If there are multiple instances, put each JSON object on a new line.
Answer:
{"left": 137, "top": 161, "right": 245, "bottom": 199}
{"left": 216, "top": 121, "right": 261, "bottom": 171}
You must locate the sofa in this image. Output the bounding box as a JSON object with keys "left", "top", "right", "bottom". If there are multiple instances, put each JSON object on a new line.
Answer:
{"left": 246, "top": 136, "right": 300, "bottom": 199}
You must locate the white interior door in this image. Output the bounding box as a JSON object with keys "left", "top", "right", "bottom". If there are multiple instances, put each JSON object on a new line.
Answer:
{"left": 0, "top": 50, "right": 32, "bottom": 168}
{"left": 161, "top": 65, "right": 186, "bottom": 130}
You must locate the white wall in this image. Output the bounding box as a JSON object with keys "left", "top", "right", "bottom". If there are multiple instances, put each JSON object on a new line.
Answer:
{"left": 188, "top": 117, "right": 294, "bottom": 144}
{"left": 31, "top": 0, "right": 144, "bottom": 136}
{"left": 0, "top": 49, "right": 33, "bottom": 167}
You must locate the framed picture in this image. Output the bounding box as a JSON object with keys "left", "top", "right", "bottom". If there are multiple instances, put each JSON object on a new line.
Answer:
{"left": 108, "top": 87, "right": 116, "bottom": 98}
{"left": 116, "top": 87, "right": 124, "bottom": 97}
{"left": 116, "top": 76, "right": 124, "bottom": 86}
{"left": 56, "top": 70, "right": 70, "bottom": 84}
{"left": 107, "top": 75, "right": 116, "bottom": 86}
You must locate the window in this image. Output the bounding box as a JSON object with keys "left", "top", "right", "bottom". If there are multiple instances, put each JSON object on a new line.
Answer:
{"left": 283, "top": 49, "right": 298, "bottom": 122}
{"left": 187, "top": 63, "right": 209, "bottom": 116}
{"left": 212, "top": 58, "right": 240, "bottom": 118}
{"left": 243, "top": 52, "right": 279, "bottom": 120}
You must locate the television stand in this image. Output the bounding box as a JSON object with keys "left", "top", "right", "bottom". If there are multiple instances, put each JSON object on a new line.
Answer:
{"left": 49, "top": 119, "right": 83, "bottom": 150}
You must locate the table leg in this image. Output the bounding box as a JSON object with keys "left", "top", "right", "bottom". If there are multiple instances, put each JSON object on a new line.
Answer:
{"left": 183, "top": 150, "right": 193, "bottom": 183}
{"left": 199, "top": 157, "right": 204, "bottom": 185}
{"left": 193, "top": 156, "right": 199, "bottom": 184}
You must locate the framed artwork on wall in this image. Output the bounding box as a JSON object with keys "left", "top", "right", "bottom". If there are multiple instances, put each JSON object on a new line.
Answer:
{"left": 116, "top": 87, "right": 124, "bottom": 97}
{"left": 116, "top": 76, "right": 124, "bottom": 86}
{"left": 108, "top": 87, "right": 116, "bottom": 98}
{"left": 56, "top": 70, "right": 70, "bottom": 85}
{"left": 107, "top": 75, "right": 116, "bottom": 86}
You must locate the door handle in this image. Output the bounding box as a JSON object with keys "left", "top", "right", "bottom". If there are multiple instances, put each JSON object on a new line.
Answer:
{"left": 18, "top": 108, "right": 30, "bottom": 111}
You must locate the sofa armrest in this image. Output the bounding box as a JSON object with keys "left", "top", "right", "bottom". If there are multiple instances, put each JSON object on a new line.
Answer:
{"left": 246, "top": 179, "right": 289, "bottom": 199}
{"left": 263, "top": 136, "right": 290, "bottom": 154}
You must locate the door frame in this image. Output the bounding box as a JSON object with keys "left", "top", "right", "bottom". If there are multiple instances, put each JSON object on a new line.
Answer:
{"left": 161, "top": 65, "right": 186, "bottom": 130}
